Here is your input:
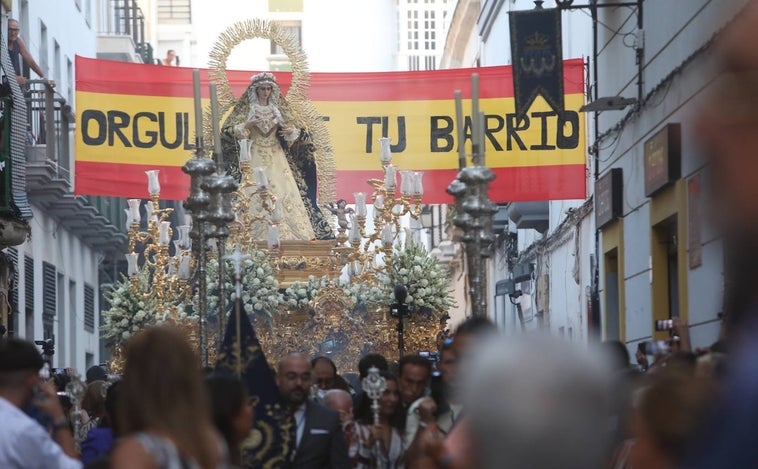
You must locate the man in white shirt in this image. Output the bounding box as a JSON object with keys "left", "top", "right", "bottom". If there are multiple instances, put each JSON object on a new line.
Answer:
{"left": 0, "top": 337, "right": 82, "bottom": 469}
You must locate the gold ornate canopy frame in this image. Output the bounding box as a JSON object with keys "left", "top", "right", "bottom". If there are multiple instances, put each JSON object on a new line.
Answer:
{"left": 204, "top": 19, "right": 337, "bottom": 210}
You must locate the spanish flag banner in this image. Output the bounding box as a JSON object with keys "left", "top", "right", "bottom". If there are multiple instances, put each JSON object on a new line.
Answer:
{"left": 75, "top": 56, "right": 586, "bottom": 203}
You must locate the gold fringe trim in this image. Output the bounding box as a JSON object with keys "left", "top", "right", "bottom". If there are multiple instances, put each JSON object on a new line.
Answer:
{"left": 204, "top": 19, "right": 336, "bottom": 209}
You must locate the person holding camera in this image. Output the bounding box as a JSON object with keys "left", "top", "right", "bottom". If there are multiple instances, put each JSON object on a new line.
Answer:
{"left": 0, "top": 337, "right": 81, "bottom": 468}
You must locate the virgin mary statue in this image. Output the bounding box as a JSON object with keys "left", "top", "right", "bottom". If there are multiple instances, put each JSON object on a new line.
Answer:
{"left": 221, "top": 72, "right": 333, "bottom": 241}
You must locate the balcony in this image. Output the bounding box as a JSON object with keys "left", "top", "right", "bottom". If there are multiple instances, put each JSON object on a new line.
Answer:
{"left": 97, "top": 0, "right": 154, "bottom": 64}
{"left": 23, "top": 81, "right": 127, "bottom": 256}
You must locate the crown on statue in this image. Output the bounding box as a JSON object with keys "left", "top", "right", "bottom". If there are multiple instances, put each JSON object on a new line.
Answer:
{"left": 251, "top": 72, "right": 277, "bottom": 88}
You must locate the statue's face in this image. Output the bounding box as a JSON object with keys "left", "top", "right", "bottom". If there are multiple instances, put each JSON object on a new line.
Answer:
{"left": 256, "top": 84, "right": 273, "bottom": 102}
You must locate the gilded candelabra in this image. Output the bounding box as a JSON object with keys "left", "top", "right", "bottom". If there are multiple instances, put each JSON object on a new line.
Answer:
{"left": 124, "top": 170, "right": 192, "bottom": 320}
{"left": 334, "top": 137, "right": 424, "bottom": 281}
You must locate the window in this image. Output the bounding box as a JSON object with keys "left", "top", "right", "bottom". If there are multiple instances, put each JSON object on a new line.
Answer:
{"left": 268, "top": 0, "right": 303, "bottom": 12}
{"left": 42, "top": 262, "right": 55, "bottom": 340}
{"left": 84, "top": 284, "right": 95, "bottom": 333}
{"left": 39, "top": 22, "right": 48, "bottom": 78}
{"left": 157, "top": 0, "right": 191, "bottom": 24}
{"left": 270, "top": 21, "right": 302, "bottom": 55}
{"left": 24, "top": 255, "right": 34, "bottom": 312}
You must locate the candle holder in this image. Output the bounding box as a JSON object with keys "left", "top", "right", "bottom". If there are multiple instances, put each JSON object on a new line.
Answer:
{"left": 125, "top": 170, "right": 192, "bottom": 321}
{"left": 333, "top": 137, "right": 425, "bottom": 282}
{"left": 446, "top": 76, "right": 498, "bottom": 317}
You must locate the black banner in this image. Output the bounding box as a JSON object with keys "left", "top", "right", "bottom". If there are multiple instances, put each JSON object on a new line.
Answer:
{"left": 509, "top": 7, "right": 565, "bottom": 119}
{"left": 215, "top": 304, "right": 296, "bottom": 468}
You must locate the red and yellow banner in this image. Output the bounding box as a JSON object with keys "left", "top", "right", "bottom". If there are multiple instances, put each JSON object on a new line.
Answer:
{"left": 75, "top": 56, "right": 586, "bottom": 203}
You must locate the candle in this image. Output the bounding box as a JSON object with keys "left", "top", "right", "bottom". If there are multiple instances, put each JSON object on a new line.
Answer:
{"left": 176, "top": 225, "right": 191, "bottom": 249}
{"left": 354, "top": 192, "right": 367, "bottom": 217}
{"left": 158, "top": 221, "right": 172, "bottom": 246}
{"left": 145, "top": 170, "right": 160, "bottom": 196}
{"left": 349, "top": 219, "right": 361, "bottom": 245}
{"left": 193, "top": 69, "right": 203, "bottom": 148}
{"left": 210, "top": 82, "right": 222, "bottom": 162}
{"left": 126, "top": 252, "right": 139, "bottom": 276}
{"left": 478, "top": 111, "right": 486, "bottom": 166}
{"left": 178, "top": 253, "right": 192, "bottom": 280}
{"left": 124, "top": 208, "right": 132, "bottom": 227}
{"left": 378, "top": 137, "right": 392, "bottom": 164}
{"left": 384, "top": 165, "right": 397, "bottom": 190}
{"left": 145, "top": 201, "right": 155, "bottom": 223}
{"left": 254, "top": 166, "right": 269, "bottom": 189}
{"left": 127, "top": 199, "right": 141, "bottom": 224}
{"left": 471, "top": 73, "right": 480, "bottom": 151}
{"left": 238, "top": 139, "right": 252, "bottom": 162}
{"left": 267, "top": 225, "right": 280, "bottom": 250}
{"left": 454, "top": 90, "right": 466, "bottom": 169}
{"left": 381, "top": 224, "right": 394, "bottom": 248}
{"left": 271, "top": 198, "right": 283, "bottom": 223}
{"left": 374, "top": 194, "right": 385, "bottom": 210}
{"left": 400, "top": 170, "right": 413, "bottom": 196}
{"left": 413, "top": 172, "right": 424, "bottom": 196}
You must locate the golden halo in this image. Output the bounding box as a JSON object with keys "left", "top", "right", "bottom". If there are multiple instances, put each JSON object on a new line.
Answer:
{"left": 204, "top": 19, "right": 336, "bottom": 208}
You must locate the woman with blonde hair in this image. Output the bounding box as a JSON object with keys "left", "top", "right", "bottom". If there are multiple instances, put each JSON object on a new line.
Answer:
{"left": 111, "top": 326, "right": 226, "bottom": 469}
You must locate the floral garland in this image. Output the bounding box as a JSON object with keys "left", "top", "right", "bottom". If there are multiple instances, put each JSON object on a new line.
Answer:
{"left": 387, "top": 241, "right": 456, "bottom": 314}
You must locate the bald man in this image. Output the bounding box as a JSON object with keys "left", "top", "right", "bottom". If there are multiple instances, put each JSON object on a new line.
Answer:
{"left": 276, "top": 353, "right": 349, "bottom": 468}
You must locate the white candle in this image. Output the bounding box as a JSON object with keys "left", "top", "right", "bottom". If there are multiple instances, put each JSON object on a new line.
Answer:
{"left": 145, "top": 200, "right": 155, "bottom": 223}
{"left": 400, "top": 170, "right": 414, "bottom": 196}
{"left": 158, "top": 221, "right": 172, "bottom": 246}
{"left": 267, "top": 225, "right": 280, "bottom": 250}
{"left": 210, "top": 82, "right": 222, "bottom": 161}
{"left": 413, "top": 172, "right": 424, "bottom": 196}
{"left": 238, "top": 139, "right": 252, "bottom": 162}
{"left": 271, "top": 198, "right": 283, "bottom": 223}
{"left": 176, "top": 225, "right": 191, "bottom": 249}
{"left": 471, "top": 73, "right": 480, "bottom": 150}
{"left": 354, "top": 192, "right": 367, "bottom": 217}
{"left": 454, "top": 90, "right": 466, "bottom": 168}
{"left": 254, "top": 166, "right": 269, "bottom": 189}
{"left": 124, "top": 208, "right": 132, "bottom": 227}
{"left": 127, "top": 199, "right": 141, "bottom": 224}
{"left": 145, "top": 170, "right": 160, "bottom": 196}
{"left": 126, "top": 252, "right": 139, "bottom": 276}
{"left": 193, "top": 69, "right": 203, "bottom": 147}
{"left": 381, "top": 224, "right": 394, "bottom": 248}
{"left": 384, "top": 165, "right": 397, "bottom": 190}
{"left": 378, "top": 137, "right": 392, "bottom": 164}
{"left": 349, "top": 219, "right": 361, "bottom": 245}
{"left": 178, "top": 253, "right": 192, "bottom": 280}
{"left": 374, "top": 194, "right": 385, "bottom": 210}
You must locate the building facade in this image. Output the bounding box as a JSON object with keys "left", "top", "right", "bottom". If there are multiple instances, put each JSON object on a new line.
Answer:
{"left": 0, "top": 0, "right": 151, "bottom": 371}
{"left": 595, "top": 0, "right": 748, "bottom": 352}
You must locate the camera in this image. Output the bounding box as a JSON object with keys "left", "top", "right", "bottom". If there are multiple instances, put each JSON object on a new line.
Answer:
{"left": 655, "top": 319, "right": 674, "bottom": 331}
{"left": 638, "top": 340, "right": 670, "bottom": 356}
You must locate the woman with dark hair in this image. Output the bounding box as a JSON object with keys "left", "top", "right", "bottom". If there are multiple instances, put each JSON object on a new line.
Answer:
{"left": 110, "top": 326, "right": 227, "bottom": 469}
{"left": 353, "top": 372, "right": 406, "bottom": 468}
{"left": 205, "top": 374, "right": 253, "bottom": 468}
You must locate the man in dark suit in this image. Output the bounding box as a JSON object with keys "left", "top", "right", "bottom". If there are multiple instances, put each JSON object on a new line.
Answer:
{"left": 276, "top": 353, "right": 350, "bottom": 468}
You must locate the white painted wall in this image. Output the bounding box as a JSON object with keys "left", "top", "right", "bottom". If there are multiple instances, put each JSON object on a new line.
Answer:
{"left": 6, "top": 0, "right": 102, "bottom": 371}
{"left": 595, "top": 0, "right": 748, "bottom": 353}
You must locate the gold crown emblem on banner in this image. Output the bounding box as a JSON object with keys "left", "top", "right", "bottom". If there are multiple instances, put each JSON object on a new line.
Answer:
{"left": 525, "top": 31, "right": 550, "bottom": 49}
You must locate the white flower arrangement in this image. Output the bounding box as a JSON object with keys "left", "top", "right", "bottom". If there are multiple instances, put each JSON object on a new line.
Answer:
{"left": 101, "top": 268, "right": 162, "bottom": 343}
{"left": 192, "top": 249, "right": 283, "bottom": 320}
{"left": 283, "top": 275, "right": 331, "bottom": 309}
{"left": 386, "top": 241, "right": 456, "bottom": 314}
